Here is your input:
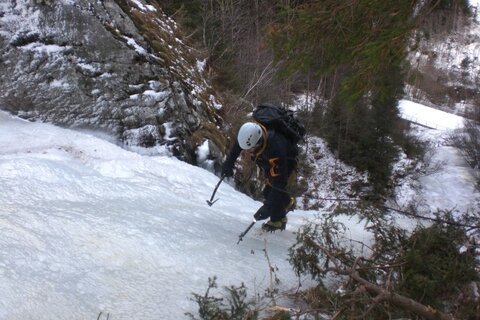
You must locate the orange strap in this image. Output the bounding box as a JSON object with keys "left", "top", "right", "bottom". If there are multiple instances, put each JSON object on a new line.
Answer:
{"left": 254, "top": 122, "right": 268, "bottom": 159}
{"left": 268, "top": 157, "right": 280, "bottom": 177}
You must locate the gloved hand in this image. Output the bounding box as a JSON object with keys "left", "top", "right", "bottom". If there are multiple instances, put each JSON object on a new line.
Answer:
{"left": 254, "top": 205, "right": 270, "bottom": 221}
{"left": 221, "top": 162, "right": 234, "bottom": 177}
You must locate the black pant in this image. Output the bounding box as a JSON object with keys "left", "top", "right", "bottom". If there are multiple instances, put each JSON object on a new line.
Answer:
{"left": 262, "top": 185, "right": 291, "bottom": 222}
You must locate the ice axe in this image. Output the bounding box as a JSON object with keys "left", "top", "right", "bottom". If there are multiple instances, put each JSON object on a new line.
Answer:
{"left": 237, "top": 219, "right": 256, "bottom": 244}
{"left": 206, "top": 174, "right": 226, "bottom": 206}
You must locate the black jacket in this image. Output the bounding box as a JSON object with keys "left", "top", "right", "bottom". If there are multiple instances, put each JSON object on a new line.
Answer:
{"left": 224, "top": 128, "right": 297, "bottom": 215}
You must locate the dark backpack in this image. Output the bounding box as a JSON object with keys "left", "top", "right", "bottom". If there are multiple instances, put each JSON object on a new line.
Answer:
{"left": 253, "top": 103, "right": 306, "bottom": 145}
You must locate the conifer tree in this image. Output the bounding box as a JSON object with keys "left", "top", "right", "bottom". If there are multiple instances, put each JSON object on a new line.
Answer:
{"left": 268, "top": 0, "right": 420, "bottom": 194}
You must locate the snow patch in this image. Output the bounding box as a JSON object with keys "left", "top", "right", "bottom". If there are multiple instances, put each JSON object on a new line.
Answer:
{"left": 19, "top": 42, "right": 70, "bottom": 54}
{"left": 399, "top": 99, "right": 465, "bottom": 130}
{"left": 125, "top": 36, "right": 147, "bottom": 55}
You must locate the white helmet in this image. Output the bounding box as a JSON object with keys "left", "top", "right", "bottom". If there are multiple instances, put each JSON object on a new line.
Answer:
{"left": 237, "top": 122, "right": 263, "bottom": 149}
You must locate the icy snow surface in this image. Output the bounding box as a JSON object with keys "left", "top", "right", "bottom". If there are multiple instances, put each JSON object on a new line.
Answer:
{"left": 0, "top": 98, "right": 478, "bottom": 319}
{"left": 398, "top": 100, "right": 479, "bottom": 216}
{"left": 399, "top": 100, "right": 465, "bottom": 130}
{"left": 0, "top": 111, "right": 341, "bottom": 319}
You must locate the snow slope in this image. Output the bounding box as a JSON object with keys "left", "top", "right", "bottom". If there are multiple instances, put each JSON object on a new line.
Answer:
{"left": 0, "top": 99, "right": 478, "bottom": 319}
{"left": 0, "top": 111, "right": 282, "bottom": 318}
{"left": 0, "top": 111, "right": 344, "bottom": 319}
{"left": 398, "top": 100, "right": 465, "bottom": 130}
{"left": 397, "top": 100, "right": 479, "bottom": 216}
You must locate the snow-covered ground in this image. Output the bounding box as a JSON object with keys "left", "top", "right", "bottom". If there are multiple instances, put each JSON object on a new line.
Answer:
{"left": 0, "top": 110, "right": 371, "bottom": 319}
{"left": 0, "top": 99, "right": 478, "bottom": 319}
{"left": 398, "top": 100, "right": 465, "bottom": 130}
{"left": 398, "top": 100, "right": 479, "bottom": 216}
{"left": 0, "top": 111, "right": 298, "bottom": 319}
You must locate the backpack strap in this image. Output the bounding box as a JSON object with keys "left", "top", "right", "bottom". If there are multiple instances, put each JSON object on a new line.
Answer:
{"left": 253, "top": 121, "right": 268, "bottom": 158}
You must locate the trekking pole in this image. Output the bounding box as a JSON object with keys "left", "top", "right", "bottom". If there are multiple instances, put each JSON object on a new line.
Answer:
{"left": 206, "top": 174, "right": 226, "bottom": 206}
{"left": 237, "top": 219, "right": 256, "bottom": 244}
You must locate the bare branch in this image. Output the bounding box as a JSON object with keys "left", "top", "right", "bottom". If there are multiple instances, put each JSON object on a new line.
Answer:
{"left": 315, "top": 244, "right": 456, "bottom": 320}
{"left": 242, "top": 60, "right": 276, "bottom": 99}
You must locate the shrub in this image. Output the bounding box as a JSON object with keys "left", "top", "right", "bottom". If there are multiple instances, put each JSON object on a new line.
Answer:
{"left": 186, "top": 277, "right": 258, "bottom": 320}
{"left": 448, "top": 119, "right": 480, "bottom": 187}
{"left": 288, "top": 208, "right": 479, "bottom": 319}
{"left": 399, "top": 223, "right": 478, "bottom": 309}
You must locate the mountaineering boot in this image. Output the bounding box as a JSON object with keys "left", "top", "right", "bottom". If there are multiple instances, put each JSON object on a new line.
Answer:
{"left": 262, "top": 217, "right": 288, "bottom": 232}
{"left": 262, "top": 220, "right": 283, "bottom": 232}
{"left": 286, "top": 197, "right": 296, "bottom": 213}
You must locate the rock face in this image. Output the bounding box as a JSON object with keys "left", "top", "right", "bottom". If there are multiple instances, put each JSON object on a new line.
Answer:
{"left": 0, "top": 0, "right": 226, "bottom": 167}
